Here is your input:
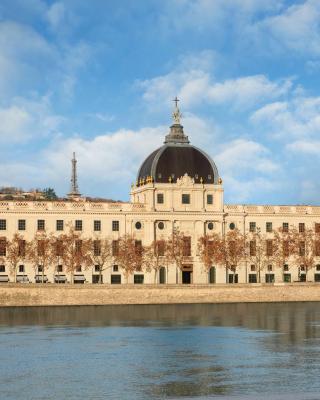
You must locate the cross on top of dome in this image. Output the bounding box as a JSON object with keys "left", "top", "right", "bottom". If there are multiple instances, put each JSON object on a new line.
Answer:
{"left": 172, "top": 96, "right": 182, "bottom": 124}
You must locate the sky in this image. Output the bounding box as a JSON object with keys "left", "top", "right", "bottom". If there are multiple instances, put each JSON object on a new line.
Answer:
{"left": 1, "top": 0, "right": 320, "bottom": 205}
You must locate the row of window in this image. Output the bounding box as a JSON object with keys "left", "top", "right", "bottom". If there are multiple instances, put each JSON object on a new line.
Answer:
{"left": 0, "top": 264, "right": 121, "bottom": 273}
{"left": 229, "top": 222, "right": 320, "bottom": 232}
{"left": 156, "top": 193, "right": 213, "bottom": 205}
{"left": 248, "top": 239, "right": 318, "bottom": 256}
{"left": 0, "top": 219, "right": 121, "bottom": 232}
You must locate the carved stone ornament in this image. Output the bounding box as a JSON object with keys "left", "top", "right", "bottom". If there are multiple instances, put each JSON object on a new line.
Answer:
{"left": 176, "top": 173, "right": 195, "bottom": 186}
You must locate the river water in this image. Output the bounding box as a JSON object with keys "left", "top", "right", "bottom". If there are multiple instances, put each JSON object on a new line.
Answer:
{"left": 0, "top": 302, "right": 320, "bottom": 400}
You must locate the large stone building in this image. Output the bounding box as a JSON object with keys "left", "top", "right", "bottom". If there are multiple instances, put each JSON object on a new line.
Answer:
{"left": 1, "top": 102, "right": 320, "bottom": 285}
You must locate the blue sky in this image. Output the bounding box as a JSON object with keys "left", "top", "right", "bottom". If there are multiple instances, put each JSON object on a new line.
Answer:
{"left": 1, "top": 0, "right": 320, "bottom": 204}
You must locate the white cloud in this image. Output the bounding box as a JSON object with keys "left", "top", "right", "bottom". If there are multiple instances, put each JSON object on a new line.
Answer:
{"left": 46, "top": 2, "right": 65, "bottom": 29}
{"left": 139, "top": 52, "right": 292, "bottom": 111}
{"left": 253, "top": 0, "right": 320, "bottom": 56}
{"left": 0, "top": 96, "right": 64, "bottom": 143}
{"left": 287, "top": 140, "right": 320, "bottom": 155}
{"left": 251, "top": 96, "right": 320, "bottom": 139}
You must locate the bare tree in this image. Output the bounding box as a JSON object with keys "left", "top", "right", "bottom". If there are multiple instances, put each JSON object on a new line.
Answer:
{"left": 143, "top": 239, "right": 169, "bottom": 283}
{"left": 198, "top": 233, "right": 222, "bottom": 282}
{"left": 1, "top": 233, "right": 26, "bottom": 283}
{"left": 27, "top": 231, "right": 55, "bottom": 283}
{"left": 166, "top": 228, "right": 192, "bottom": 283}
{"left": 291, "top": 226, "right": 315, "bottom": 281}
{"left": 91, "top": 237, "right": 112, "bottom": 283}
{"left": 114, "top": 235, "right": 142, "bottom": 282}
{"left": 59, "top": 224, "right": 92, "bottom": 283}
{"left": 246, "top": 228, "right": 267, "bottom": 283}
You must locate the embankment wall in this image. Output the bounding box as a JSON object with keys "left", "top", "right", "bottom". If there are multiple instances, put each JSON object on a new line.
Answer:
{"left": 1, "top": 283, "right": 320, "bottom": 307}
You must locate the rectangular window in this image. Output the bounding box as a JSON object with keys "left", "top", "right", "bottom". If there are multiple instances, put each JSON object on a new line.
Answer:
{"left": 266, "top": 222, "right": 272, "bottom": 233}
{"left": 249, "top": 274, "right": 257, "bottom": 283}
{"left": 315, "top": 241, "right": 320, "bottom": 257}
{"left": 93, "top": 240, "right": 101, "bottom": 256}
{"left": 94, "top": 265, "right": 100, "bottom": 272}
{"left": 182, "top": 194, "right": 190, "bottom": 204}
{"left": 94, "top": 220, "right": 101, "bottom": 231}
{"left": 75, "top": 220, "right": 82, "bottom": 231}
{"left": 315, "top": 223, "right": 320, "bottom": 233}
{"left": 18, "top": 265, "right": 24, "bottom": 273}
{"left": 284, "top": 273, "right": 291, "bottom": 283}
{"left": 76, "top": 265, "right": 82, "bottom": 272}
{"left": 299, "top": 241, "right": 305, "bottom": 256}
{"left": 113, "top": 265, "right": 119, "bottom": 272}
{"left": 266, "top": 240, "right": 273, "bottom": 256}
{"left": 249, "top": 240, "right": 256, "bottom": 256}
{"left": 38, "top": 265, "right": 43, "bottom": 272}
{"left": 18, "top": 219, "right": 26, "bottom": 231}
{"left": 112, "top": 240, "right": 119, "bottom": 256}
{"left": 157, "top": 193, "right": 164, "bottom": 204}
{"left": 18, "top": 240, "right": 26, "bottom": 257}
{"left": 57, "top": 265, "right": 63, "bottom": 272}
{"left": 0, "top": 219, "right": 6, "bottom": 230}
{"left": 265, "top": 274, "right": 275, "bottom": 283}
{"left": 207, "top": 194, "right": 213, "bottom": 205}
{"left": 37, "top": 219, "right": 45, "bottom": 231}
{"left": 0, "top": 265, "right": 5, "bottom": 272}
{"left": 250, "top": 264, "right": 256, "bottom": 272}
{"left": 134, "top": 274, "right": 144, "bottom": 284}
{"left": 56, "top": 220, "right": 64, "bottom": 231}
{"left": 299, "top": 223, "right": 305, "bottom": 233}
{"left": 183, "top": 236, "right": 191, "bottom": 256}
{"left": 249, "top": 222, "right": 256, "bottom": 232}
{"left": 0, "top": 238, "right": 6, "bottom": 256}
{"left": 283, "top": 222, "right": 289, "bottom": 232}
{"left": 135, "top": 240, "right": 142, "bottom": 257}
{"left": 267, "top": 264, "right": 273, "bottom": 272}
{"left": 283, "top": 241, "right": 289, "bottom": 257}
{"left": 283, "top": 264, "right": 289, "bottom": 271}
{"left": 111, "top": 274, "right": 121, "bottom": 284}
{"left": 112, "top": 220, "right": 119, "bottom": 231}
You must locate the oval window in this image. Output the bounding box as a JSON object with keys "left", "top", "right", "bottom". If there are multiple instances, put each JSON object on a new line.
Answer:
{"left": 158, "top": 222, "right": 164, "bottom": 230}
{"left": 135, "top": 221, "right": 142, "bottom": 230}
{"left": 229, "top": 222, "right": 235, "bottom": 230}
{"left": 208, "top": 222, "right": 214, "bottom": 230}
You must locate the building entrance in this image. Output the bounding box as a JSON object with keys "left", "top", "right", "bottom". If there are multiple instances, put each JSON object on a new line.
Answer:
{"left": 182, "top": 265, "right": 193, "bottom": 284}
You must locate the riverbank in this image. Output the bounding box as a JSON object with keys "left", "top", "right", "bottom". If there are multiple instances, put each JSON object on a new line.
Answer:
{"left": 1, "top": 283, "right": 320, "bottom": 307}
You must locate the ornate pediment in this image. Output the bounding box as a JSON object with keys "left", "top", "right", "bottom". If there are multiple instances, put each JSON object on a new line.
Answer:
{"left": 176, "top": 173, "right": 194, "bottom": 186}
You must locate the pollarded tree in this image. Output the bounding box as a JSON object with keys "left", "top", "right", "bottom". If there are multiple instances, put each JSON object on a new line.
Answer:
{"left": 91, "top": 237, "right": 113, "bottom": 284}
{"left": 1, "top": 233, "right": 27, "bottom": 283}
{"left": 59, "top": 224, "right": 92, "bottom": 283}
{"left": 27, "top": 231, "right": 55, "bottom": 283}
{"left": 114, "top": 235, "right": 143, "bottom": 282}
{"left": 198, "top": 233, "right": 222, "bottom": 282}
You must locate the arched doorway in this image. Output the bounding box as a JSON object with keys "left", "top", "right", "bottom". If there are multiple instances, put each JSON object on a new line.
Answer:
{"left": 209, "top": 266, "right": 216, "bottom": 284}
{"left": 159, "top": 267, "right": 166, "bottom": 284}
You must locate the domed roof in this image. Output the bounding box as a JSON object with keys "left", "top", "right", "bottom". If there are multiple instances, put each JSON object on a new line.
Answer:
{"left": 137, "top": 104, "right": 219, "bottom": 185}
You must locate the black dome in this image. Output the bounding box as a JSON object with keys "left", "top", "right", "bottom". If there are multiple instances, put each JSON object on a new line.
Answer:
{"left": 137, "top": 123, "right": 219, "bottom": 185}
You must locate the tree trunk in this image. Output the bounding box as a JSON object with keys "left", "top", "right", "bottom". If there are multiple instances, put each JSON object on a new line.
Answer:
{"left": 99, "top": 268, "right": 102, "bottom": 284}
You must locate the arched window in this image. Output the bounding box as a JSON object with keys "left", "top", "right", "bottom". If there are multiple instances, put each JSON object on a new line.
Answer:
{"left": 159, "top": 267, "right": 166, "bottom": 284}
{"left": 209, "top": 266, "right": 216, "bottom": 284}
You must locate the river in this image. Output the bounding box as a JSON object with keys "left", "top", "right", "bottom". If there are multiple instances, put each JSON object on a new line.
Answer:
{"left": 0, "top": 302, "right": 319, "bottom": 399}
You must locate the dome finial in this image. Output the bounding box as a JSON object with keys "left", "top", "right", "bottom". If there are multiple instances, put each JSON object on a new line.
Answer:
{"left": 172, "top": 96, "right": 182, "bottom": 124}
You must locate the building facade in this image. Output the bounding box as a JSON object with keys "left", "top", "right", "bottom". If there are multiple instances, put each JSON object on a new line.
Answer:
{"left": 1, "top": 103, "right": 320, "bottom": 285}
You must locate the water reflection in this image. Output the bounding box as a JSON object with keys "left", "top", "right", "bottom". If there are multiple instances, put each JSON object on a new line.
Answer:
{"left": 0, "top": 303, "right": 320, "bottom": 399}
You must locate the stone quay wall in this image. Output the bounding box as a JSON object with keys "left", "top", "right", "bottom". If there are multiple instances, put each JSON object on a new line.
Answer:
{"left": 1, "top": 283, "right": 320, "bottom": 307}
